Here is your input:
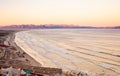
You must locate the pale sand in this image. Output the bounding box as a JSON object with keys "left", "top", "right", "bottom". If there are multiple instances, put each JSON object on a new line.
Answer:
{"left": 15, "top": 29, "right": 120, "bottom": 76}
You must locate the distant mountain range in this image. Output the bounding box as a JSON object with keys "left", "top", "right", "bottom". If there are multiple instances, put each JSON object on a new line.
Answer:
{"left": 0, "top": 25, "right": 120, "bottom": 30}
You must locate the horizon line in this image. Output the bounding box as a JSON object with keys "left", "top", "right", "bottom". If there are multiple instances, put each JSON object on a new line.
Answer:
{"left": 0, "top": 24, "right": 120, "bottom": 28}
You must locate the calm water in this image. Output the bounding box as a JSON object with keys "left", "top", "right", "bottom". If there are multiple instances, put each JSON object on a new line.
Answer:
{"left": 15, "top": 29, "right": 120, "bottom": 76}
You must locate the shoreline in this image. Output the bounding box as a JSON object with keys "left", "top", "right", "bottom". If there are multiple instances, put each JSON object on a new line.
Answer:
{"left": 0, "top": 30, "right": 63, "bottom": 76}
{"left": 13, "top": 33, "right": 42, "bottom": 66}
{"left": 0, "top": 30, "right": 42, "bottom": 67}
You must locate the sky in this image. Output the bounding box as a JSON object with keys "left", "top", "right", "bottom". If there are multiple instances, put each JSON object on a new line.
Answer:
{"left": 0, "top": 0, "right": 120, "bottom": 27}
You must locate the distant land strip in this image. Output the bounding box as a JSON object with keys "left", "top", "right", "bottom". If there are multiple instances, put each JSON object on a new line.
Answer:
{"left": 0, "top": 25, "right": 120, "bottom": 29}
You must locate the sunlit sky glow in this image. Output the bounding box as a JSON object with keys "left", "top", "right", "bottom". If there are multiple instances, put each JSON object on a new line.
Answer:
{"left": 0, "top": 0, "right": 120, "bottom": 26}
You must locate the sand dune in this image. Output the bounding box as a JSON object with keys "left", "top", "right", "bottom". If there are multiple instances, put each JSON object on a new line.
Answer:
{"left": 15, "top": 29, "right": 120, "bottom": 76}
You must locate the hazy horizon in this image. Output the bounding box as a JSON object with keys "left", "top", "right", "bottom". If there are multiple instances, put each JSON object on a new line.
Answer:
{"left": 0, "top": 0, "right": 120, "bottom": 27}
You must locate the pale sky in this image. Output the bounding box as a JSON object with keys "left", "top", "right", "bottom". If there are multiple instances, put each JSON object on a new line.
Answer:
{"left": 0, "top": 0, "right": 120, "bottom": 26}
